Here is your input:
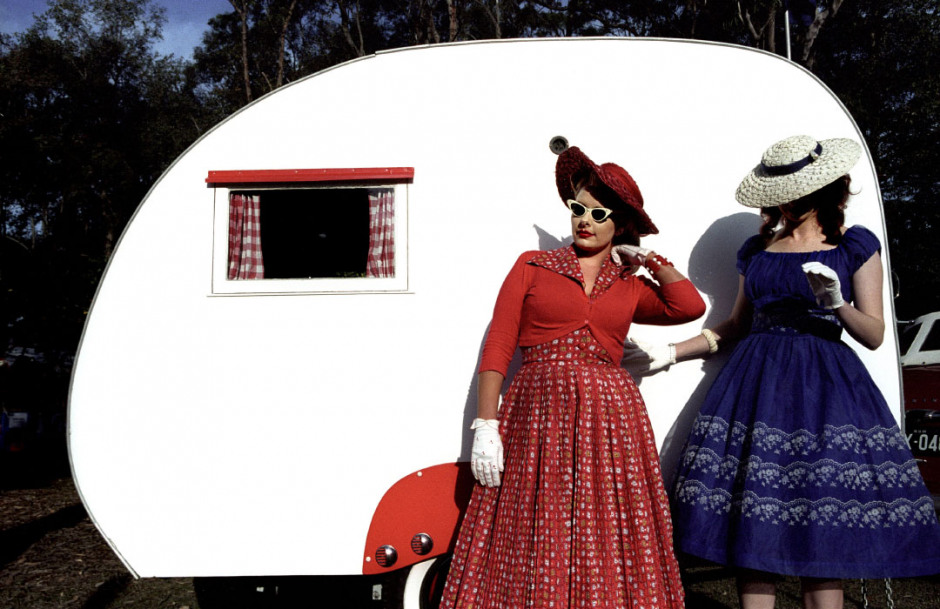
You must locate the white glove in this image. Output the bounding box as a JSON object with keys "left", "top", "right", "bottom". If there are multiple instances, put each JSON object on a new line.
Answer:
{"left": 470, "top": 418, "right": 504, "bottom": 487}
{"left": 802, "top": 261, "right": 844, "bottom": 309}
{"left": 627, "top": 337, "right": 676, "bottom": 372}
{"left": 611, "top": 244, "right": 650, "bottom": 267}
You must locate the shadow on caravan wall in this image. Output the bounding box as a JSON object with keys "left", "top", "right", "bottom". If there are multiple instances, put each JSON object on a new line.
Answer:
{"left": 67, "top": 38, "right": 899, "bottom": 608}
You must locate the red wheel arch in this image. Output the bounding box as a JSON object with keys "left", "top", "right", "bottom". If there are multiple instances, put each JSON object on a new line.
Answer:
{"left": 362, "top": 462, "right": 475, "bottom": 575}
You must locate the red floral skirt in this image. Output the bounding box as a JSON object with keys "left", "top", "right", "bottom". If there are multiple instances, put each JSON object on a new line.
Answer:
{"left": 441, "top": 329, "right": 684, "bottom": 609}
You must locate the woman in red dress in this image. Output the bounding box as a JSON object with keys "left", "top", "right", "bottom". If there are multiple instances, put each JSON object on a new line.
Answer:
{"left": 440, "top": 147, "right": 705, "bottom": 609}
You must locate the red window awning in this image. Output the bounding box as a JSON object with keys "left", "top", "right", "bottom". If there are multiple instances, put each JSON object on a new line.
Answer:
{"left": 206, "top": 167, "right": 414, "bottom": 185}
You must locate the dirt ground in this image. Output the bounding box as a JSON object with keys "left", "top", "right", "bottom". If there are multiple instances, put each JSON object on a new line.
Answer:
{"left": 2, "top": 461, "right": 939, "bottom": 609}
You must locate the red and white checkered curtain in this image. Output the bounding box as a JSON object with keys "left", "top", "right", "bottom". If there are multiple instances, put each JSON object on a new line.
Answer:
{"left": 227, "top": 193, "right": 264, "bottom": 279}
{"left": 366, "top": 189, "right": 395, "bottom": 278}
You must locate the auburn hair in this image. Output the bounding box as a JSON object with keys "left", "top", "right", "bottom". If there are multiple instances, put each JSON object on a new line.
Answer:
{"left": 759, "top": 175, "right": 851, "bottom": 245}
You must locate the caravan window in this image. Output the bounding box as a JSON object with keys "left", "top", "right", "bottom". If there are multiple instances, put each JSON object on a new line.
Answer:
{"left": 922, "top": 321, "right": 940, "bottom": 353}
{"left": 899, "top": 322, "right": 921, "bottom": 356}
{"left": 208, "top": 168, "right": 411, "bottom": 294}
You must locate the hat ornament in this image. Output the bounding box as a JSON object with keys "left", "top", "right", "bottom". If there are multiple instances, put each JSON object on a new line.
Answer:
{"left": 762, "top": 142, "right": 823, "bottom": 176}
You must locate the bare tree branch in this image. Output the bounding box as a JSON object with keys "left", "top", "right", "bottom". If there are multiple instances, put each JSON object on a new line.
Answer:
{"left": 336, "top": 0, "right": 366, "bottom": 57}
{"left": 473, "top": 0, "right": 501, "bottom": 38}
{"left": 736, "top": 0, "right": 778, "bottom": 51}
{"left": 3, "top": 233, "right": 31, "bottom": 253}
{"left": 737, "top": 1, "right": 762, "bottom": 40}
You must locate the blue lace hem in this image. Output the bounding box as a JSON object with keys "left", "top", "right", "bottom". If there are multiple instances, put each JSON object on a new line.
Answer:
{"left": 689, "top": 415, "right": 908, "bottom": 457}
{"left": 679, "top": 446, "right": 923, "bottom": 492}
{"left": 675, "top": 480, "right": 938, "bottom": 528}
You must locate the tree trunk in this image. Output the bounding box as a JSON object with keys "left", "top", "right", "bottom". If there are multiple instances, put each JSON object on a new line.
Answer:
{"left": 767, "top": 9, "right": 775, "bottom": 54}
{"left": 229, "top": 0, "right": 252, "bottom": 103}
{"left": 447, "top": 0, "right": 459, "bottom": 41}
{"left": 427, "top": 0, "right": 441, "bottom": 44}
{"left": 801, "top": 0, "right": 844, "bottom": 70}
{"left": 276, "top": 0, "right": 298, "bottom": 88}
{"left": 475, "top": 0, "right": 501, "bottom": 38}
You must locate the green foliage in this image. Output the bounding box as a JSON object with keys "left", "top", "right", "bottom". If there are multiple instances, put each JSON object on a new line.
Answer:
{"left": 0, "top": 0, "right": 213, "bottom": 369}
{"left": 647, "top": 0, "right": 940, "bottom": 319}
{"left": 807, "top": 0, "right": 940, "bottom": 319}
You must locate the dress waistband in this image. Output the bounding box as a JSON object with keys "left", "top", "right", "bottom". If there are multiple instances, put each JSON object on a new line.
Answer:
{"left": 521, "top": 328, "right": 614, "bottom": 365}
{"left": 751, "top": 306, "right": 842, "bottom": 341}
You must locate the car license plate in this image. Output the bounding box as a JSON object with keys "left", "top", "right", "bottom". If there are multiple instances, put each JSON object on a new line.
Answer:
{"left": 908, "top": 431, "right": 940, "bottom": 456}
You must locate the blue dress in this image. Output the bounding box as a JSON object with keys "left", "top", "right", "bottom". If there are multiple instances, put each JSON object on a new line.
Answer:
{"left": 673, "top": 225, "right": 940, "bottom": 579}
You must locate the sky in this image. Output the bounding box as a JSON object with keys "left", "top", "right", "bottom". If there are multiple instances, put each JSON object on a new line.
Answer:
{"left": 0, "top": 0, "right": 233, "bottom": 58}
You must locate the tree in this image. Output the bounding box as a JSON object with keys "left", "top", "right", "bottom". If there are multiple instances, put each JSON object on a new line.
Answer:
{"left": 647, "top": 1, "right": 940, "bottom": 318}
{"left": 192, "top": 0, "right": 589, "bottom": 115}
{"left": 809, "top": 0, "right": 940, "bottom": 319}
{"left": 193, "top": 0, "right": 398, "bottom": 115}
{"left": 0, "top": 0, "right": 210, "bottom": 370}
{"left": 3, "top": 0, "right": 937, "bottom": 401}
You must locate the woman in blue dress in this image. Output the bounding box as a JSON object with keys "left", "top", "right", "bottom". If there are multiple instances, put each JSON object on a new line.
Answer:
{"left": 643, "top": 135, "right": 940, "bottom": 608}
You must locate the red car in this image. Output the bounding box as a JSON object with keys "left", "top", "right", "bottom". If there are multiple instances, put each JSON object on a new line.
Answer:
{"left": 900, "top": 312, "right": 940, "bottom": 508}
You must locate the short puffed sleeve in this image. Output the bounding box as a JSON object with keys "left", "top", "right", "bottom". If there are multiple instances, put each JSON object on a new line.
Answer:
{"left": 735, "top": 234, "right": 765, "bottom": 275}
{"left": 841, "top": 225, "right": 882, "bottom": 274}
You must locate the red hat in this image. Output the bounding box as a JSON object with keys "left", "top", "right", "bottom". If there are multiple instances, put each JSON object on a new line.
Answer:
{"left": 555, "top": 146, "right": 658, "bottom": 235}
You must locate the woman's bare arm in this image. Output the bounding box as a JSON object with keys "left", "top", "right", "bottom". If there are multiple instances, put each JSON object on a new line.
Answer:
{"left": 837, "top": 253, "right": 885, "bottom": 350}
{"left": 477, "top": 370, "right": 505, "bottom": 420}
{"left": 673, "top": 275, "right": 753, "bottom": 360}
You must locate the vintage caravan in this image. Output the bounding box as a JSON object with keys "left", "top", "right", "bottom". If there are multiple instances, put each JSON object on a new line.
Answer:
{"left": 899, "top": 311, "right": 940, "bottom": 509}
{"left": 67, "top": 38, "right": 901, "bottom": 606}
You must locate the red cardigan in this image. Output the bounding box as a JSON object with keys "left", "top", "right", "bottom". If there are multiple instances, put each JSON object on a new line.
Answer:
{"left": 480, "top": 246, "right": 706, "bottom": 375}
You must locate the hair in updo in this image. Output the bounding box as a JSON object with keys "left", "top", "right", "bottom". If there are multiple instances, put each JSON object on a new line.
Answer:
{"left": 759, "top": 175, "right": 851, "bottom": 245}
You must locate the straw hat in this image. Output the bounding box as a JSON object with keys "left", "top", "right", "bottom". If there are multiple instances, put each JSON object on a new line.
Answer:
{"left": 735, "top": 135, "right": 861, "bottom": 208}
{"left": 555, "top": 146, "right": 657, "bottom": 235}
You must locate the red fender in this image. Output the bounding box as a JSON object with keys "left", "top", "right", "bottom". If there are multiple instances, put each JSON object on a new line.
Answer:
{"left": 362, "top": 462, "right": 475, "bottom": 574}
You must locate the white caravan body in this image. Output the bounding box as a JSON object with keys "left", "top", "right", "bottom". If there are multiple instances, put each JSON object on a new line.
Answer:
{"left": 68, "top": 38, "right": 900, "bottom": 578}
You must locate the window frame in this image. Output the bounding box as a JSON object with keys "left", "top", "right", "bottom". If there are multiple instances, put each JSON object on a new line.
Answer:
{"left": 921, "top": 320, "right": 940, "bottom": 353}
{"left": 208, "top": 167, "right": 412, "bottom": 295}
{"left": 899, "top": 321, "right": 921, "bottom": 356}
